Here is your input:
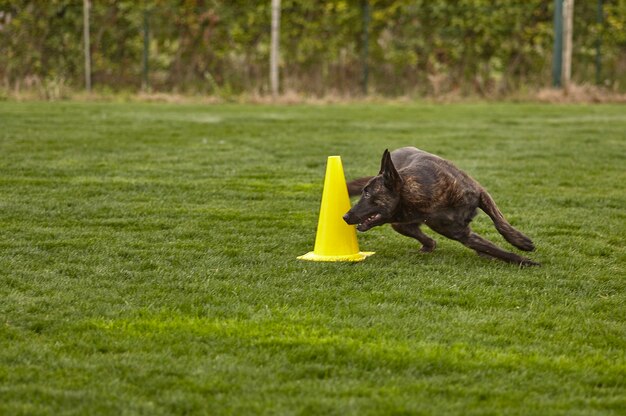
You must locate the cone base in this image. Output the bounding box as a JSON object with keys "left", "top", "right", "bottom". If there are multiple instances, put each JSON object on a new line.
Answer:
{"left": 297, "top": 251, "right": 375, "bottom": 262}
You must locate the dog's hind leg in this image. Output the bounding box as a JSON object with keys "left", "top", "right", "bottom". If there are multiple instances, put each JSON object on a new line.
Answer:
{"left": 431, "top": 224, "right": 539, "bottom": 266}
{"left": 391, "top": 223, "right": 437, "bottom": 253}
{"left": 461, "top": 230, "right": 539, "bottom": 266}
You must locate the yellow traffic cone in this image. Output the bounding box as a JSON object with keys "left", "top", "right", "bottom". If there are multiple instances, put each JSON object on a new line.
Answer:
{"left": 298, "top": 156, "right": 374, "bottom": 262}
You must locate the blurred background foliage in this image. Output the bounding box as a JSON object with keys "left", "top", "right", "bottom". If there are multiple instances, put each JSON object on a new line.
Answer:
{"left": 0, "top": 0, "right": 625, "bottom": 97}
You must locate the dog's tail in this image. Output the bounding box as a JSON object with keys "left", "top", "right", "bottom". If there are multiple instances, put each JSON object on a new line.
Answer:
{"left": 347, "top": 176, "right": 374, "bottom": 197}
{"left": 479, "top": 190, "right": 535, "bottom": 251}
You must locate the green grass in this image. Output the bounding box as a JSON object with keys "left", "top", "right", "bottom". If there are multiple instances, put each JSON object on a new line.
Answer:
{"left": 1, "top": 101, "right": 625, "bottom": 415}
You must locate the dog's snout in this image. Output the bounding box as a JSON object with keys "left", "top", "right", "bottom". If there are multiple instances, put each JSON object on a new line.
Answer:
{"left": 343, "top": 211, "right": 357, "bottom": 225}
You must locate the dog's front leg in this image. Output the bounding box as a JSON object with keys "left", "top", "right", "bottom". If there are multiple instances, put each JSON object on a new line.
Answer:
{"left": 391, "top": 223, "right": 437, "bottom": 253}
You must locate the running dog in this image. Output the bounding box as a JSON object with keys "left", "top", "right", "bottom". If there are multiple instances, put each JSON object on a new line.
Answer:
{"left": 343, "top": 147, "right": 539, "bottom": 266}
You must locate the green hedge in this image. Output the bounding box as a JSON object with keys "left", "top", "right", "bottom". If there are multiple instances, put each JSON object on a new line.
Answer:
{"left": 1, "top": 0, "right": 625, "bottom": 95}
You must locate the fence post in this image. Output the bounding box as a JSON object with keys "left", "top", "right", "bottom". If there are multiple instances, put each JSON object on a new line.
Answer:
{"left": 270, "top": 0, "right": 281, "bottom": 99}
{"left": 142, "top": 9, "right": 150, "bottom": 91}
{"left": 83, "top": 0, "right": 91, "bottom": 92}
{"left": 562, "top": 0, "right": 574, "bottom": 93}
{"left": 552, "top": 0, "right": 563, "bottom": 88}
{"left": 361, "top": 0, "right": 370, "bottom": 95}
{"left": 595, "top": 0, "right": 603, "bottom": 85}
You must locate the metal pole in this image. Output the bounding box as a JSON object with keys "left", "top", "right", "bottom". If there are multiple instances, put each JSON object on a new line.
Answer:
{"left": 361, "top": 0, "right": 370, "bottom": 95}
{"left": 142, "top": 9, "right": 150, "bottom": 91}
{"left": 83, "top": 0, "right": 91, "bottom": 92}
{"left": 595, "top": 0, "right": 603, "bottom": 85}
{"left": 552, "top": 0, "right": 563, "bottom": 88}
{"left": 562, "top": 0, "right": 574, "bottom": 93}
{"left": 270, "top": 0, "right": 281, "bottom": 99}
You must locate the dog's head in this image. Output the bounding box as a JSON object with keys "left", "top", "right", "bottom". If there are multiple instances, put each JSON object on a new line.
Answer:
{"left": 343, "top": 149, "right": 403, "bottom": 231}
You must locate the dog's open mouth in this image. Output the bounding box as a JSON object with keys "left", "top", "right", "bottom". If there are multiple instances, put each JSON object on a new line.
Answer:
{"left": 356, "top": 213, "right": 383, "bottom": 232}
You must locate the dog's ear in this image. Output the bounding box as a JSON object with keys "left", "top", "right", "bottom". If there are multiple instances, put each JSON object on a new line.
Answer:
{"left": 379, "top": 149, "right": 391, "bottom": 174}
{"left": 379, "top": 149, "right": 402, "bottom": 190}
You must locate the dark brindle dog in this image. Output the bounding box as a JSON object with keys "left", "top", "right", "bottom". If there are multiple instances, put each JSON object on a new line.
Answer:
{"left": 343, "top": 147, "right": 539, "bottom": 266}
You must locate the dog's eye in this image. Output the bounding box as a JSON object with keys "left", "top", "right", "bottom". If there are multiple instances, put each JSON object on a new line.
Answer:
{"left": 363, "top": 191, "right": 371, "bottom": 199}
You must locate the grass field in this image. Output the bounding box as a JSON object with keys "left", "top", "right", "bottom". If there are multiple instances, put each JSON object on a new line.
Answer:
{"left": 1, "top": 101, "right": 625, "bottom": 415}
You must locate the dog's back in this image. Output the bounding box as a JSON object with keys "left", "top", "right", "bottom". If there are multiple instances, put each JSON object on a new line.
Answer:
{"left": 391, "top": 147, "right": 482, "bottom": 212}
{"left": 388, "top": 147, "right": 428, "bottom": 170}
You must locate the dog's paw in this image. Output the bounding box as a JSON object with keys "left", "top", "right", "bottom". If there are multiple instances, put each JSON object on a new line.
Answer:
{"left": 519, "top": 257, "right": 541, "bottom": 267}
{"left": 419, "top": 241, "right": 436, "bottom": 253}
